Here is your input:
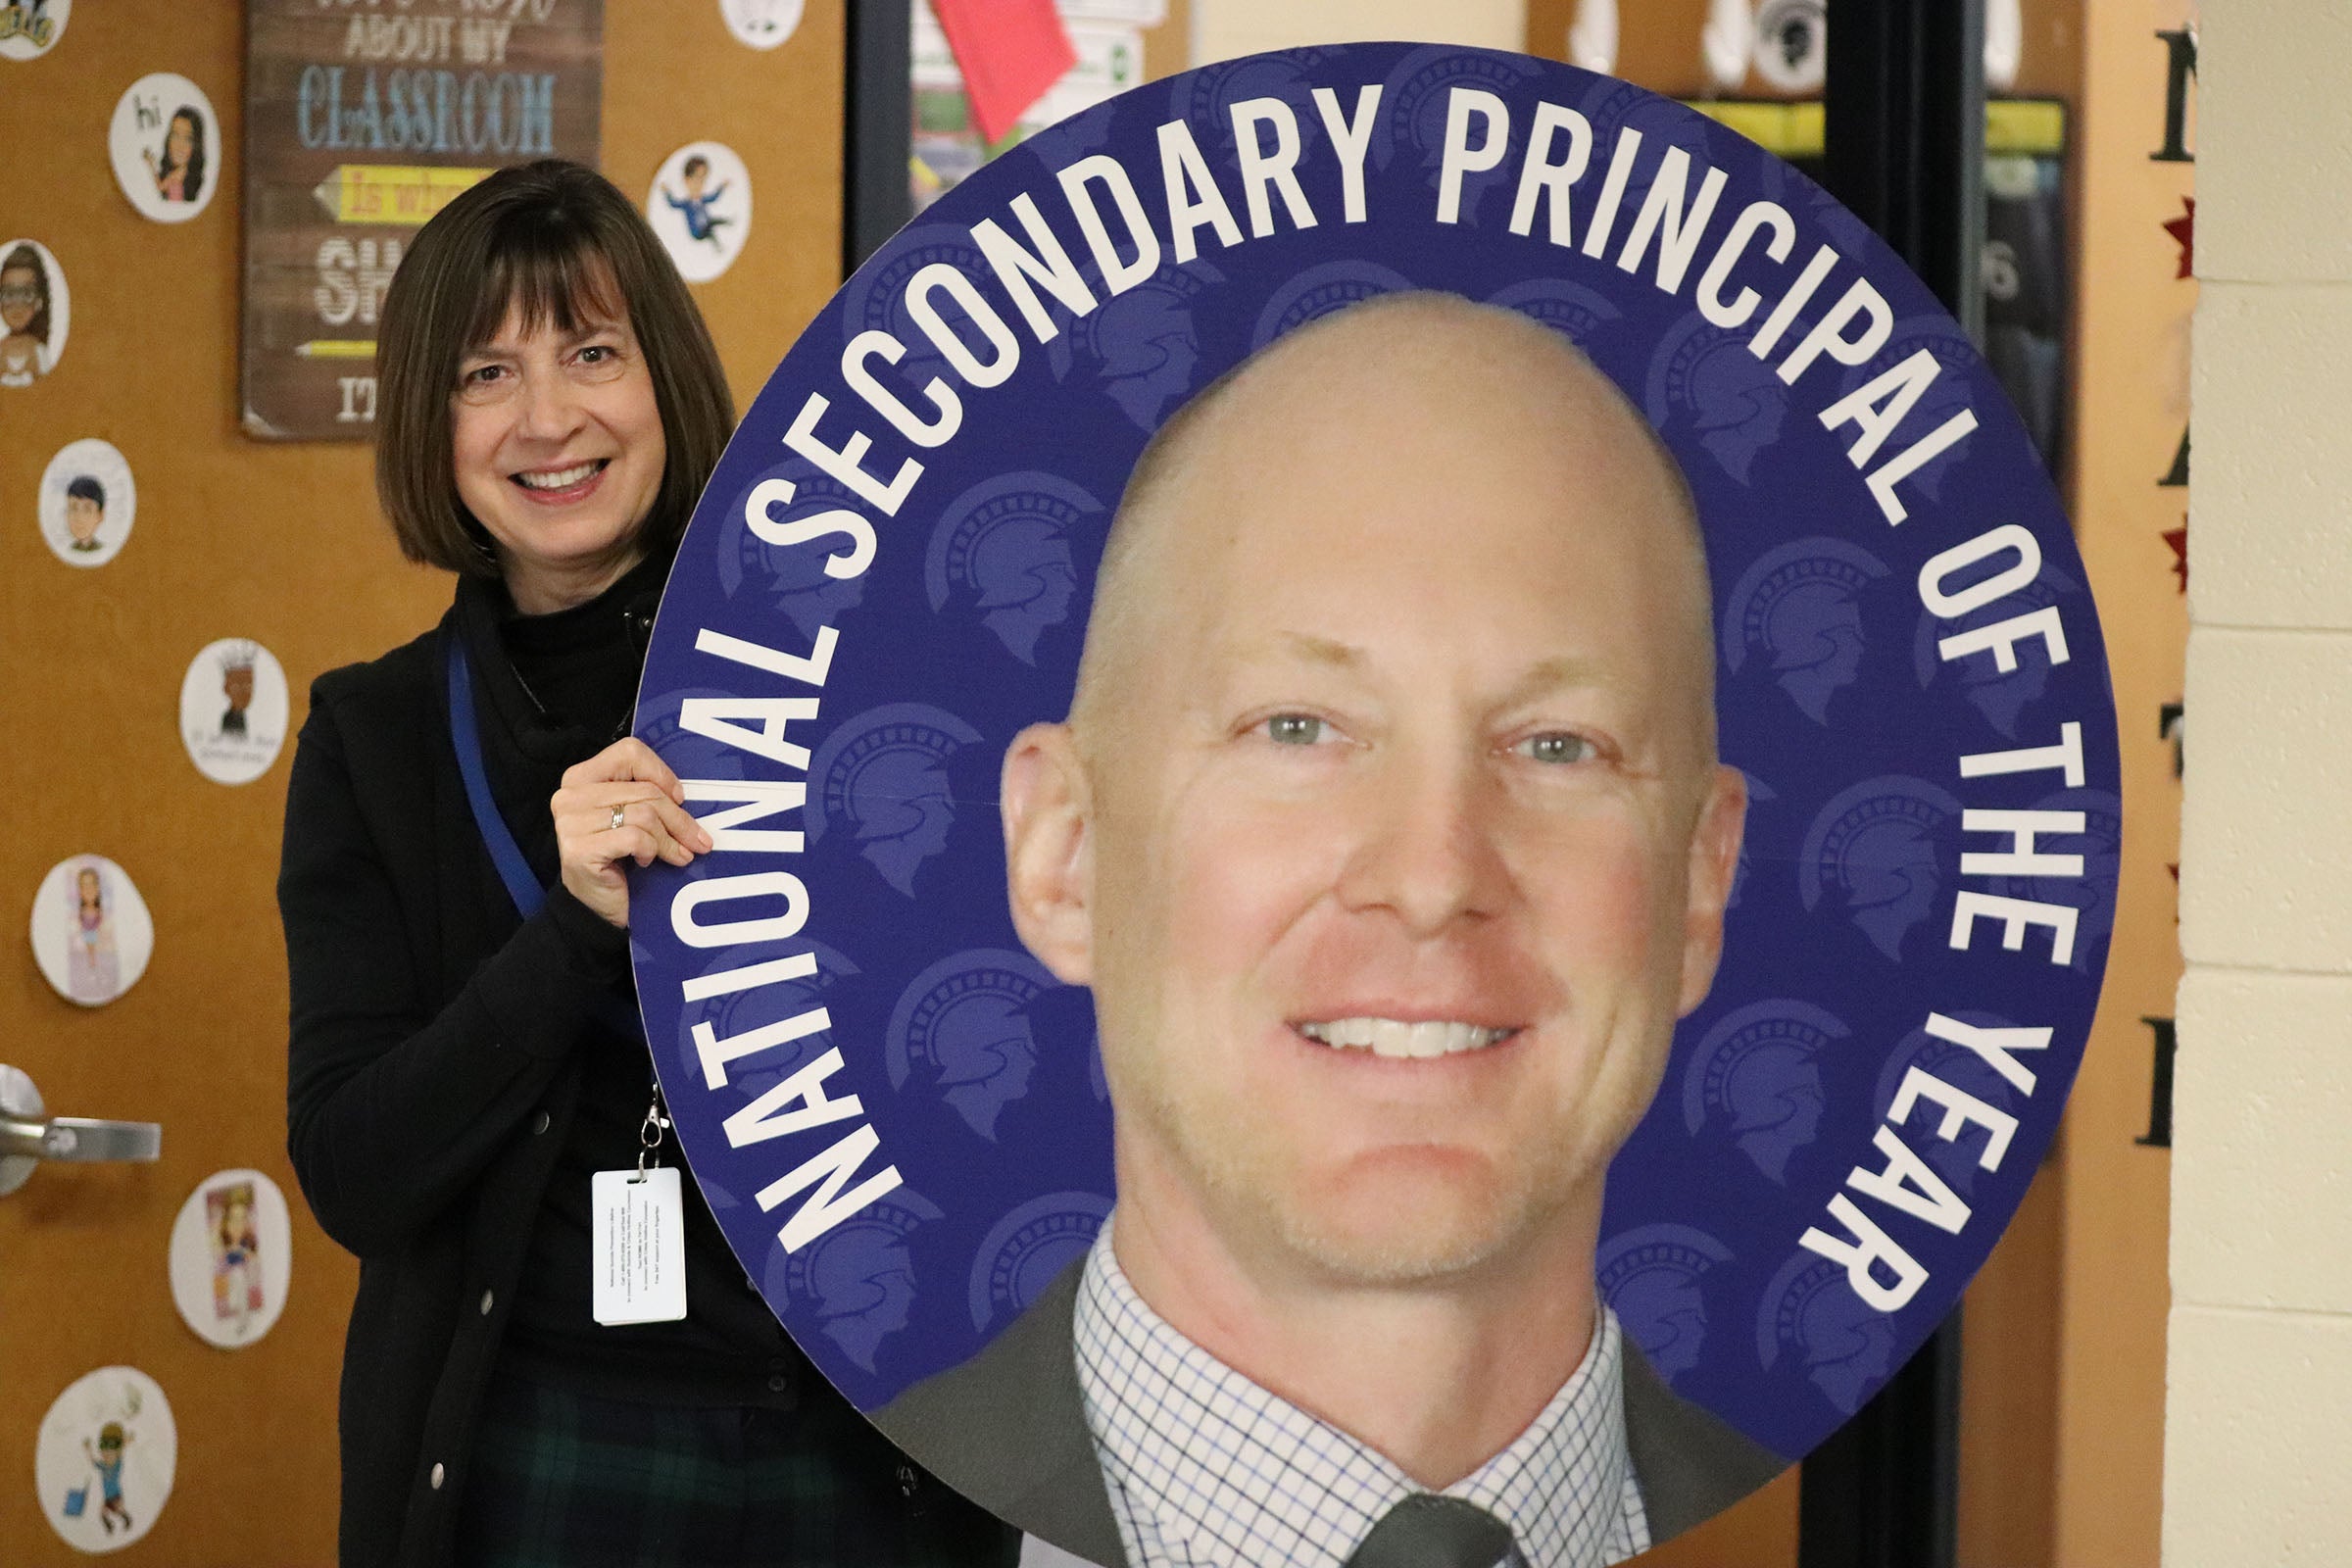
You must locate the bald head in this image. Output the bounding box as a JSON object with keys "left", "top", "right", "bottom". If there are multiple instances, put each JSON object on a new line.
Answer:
{"left": 1069, "top": 292, "right": 1718, "bottom": 775}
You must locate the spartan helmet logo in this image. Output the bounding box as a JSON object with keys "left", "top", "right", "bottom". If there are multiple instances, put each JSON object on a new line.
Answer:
{"left": 1378, "top": 44, "right": 1544, "bottom": 215}
{"left": 1048, "top": 260, "right": 1215, "bottom": 432}
{"left": 1983, "top": 788, "right": 2121, "bottom": 975}
{"left": 1758, "top": 1251, "right": 1898, "bottom": 1415}
{"left": 1871, "top": 1013, "right": 2028, "bottom": 1200}
{"left": 684, "top": 940, "right": 858, "bottom": 1099}
{"left": 1249, "top": 258, "right": 1416, "bottom": 352}
{"left": 1913, "top": 564, "right": 2082, "bottom": 741}
{"left": 1798, "top": 776, "right": 1964, "bottom": 962}
{"left": 1723, "top": 538, "right": 1890, "bottom": 726}
{"left": 1485, "top": 276, "right": 1624, "bottom": 351}
{"left": 1682, "top": 999, "right": 1849, "bottom": 1185}
{"left": 1163, "top": 50, "right": 1325, "bottom": 163}
{"left": 840, "top": 224, "right": 993, "bottom": 400}
{"left": 924, "top": 472, "right": 1102, "bottom": 665}
{"left": 967, "top": 1190, "right": 1112, "bottom": 1334}
{"left": 778, "top": 1187, "right": 943, "bottom": 1373}
{"left": 1837, "top": 319, "right": 1981, "bottom": 507}
{"left": 1645, "top": 311, "right": 1790, "bottom": 485}
{"left": 807, "top": 704, "right": 984, "bottom": 898}
{"left": 721, "top": 467, "right": 870, "bottom": 644}
{"left": 887, "top": 949, "right": 1060, "bottom": 1142}
{"left": 1598, "top": 1224, "right": 1735, "bottom": 1383}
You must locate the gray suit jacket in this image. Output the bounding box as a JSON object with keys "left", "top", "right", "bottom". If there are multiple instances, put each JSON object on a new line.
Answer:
{"left": 876, "top": 1259, "right": 1788, "bottom": 1566}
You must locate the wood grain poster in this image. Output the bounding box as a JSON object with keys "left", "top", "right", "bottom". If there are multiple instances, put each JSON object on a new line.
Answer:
{"left": 240, "top": 0, "right": 604, "bottom": 441}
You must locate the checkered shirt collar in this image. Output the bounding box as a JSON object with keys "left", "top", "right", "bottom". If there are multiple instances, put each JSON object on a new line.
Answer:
{"left": 1072, "top": 1225, "right": 1651, "bottom": 1568}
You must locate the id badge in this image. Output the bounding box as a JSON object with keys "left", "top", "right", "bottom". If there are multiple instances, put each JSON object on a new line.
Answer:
{"left": 591, "top": 1166, "right": 689, "bottom": 1325}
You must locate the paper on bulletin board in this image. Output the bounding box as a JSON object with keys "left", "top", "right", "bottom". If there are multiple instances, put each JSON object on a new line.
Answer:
{"left": 910, "top": 1, "right": 1145, "bottom": 214}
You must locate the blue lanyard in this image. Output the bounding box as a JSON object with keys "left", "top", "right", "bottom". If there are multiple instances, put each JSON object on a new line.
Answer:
{"left": 445, "top": 631, "right": 651, "bottom": 1046}
{"left": 446, "top": 635, "right": 548, "bottom": 920}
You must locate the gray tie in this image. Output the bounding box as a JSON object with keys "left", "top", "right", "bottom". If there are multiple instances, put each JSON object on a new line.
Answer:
{"left": 1345, "top": 1494, "right": 1516, "bottom": 1568}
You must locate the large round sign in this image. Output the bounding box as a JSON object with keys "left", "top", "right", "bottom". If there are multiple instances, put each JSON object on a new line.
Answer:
{"left": 631, "top": 42, "right": 2116, "bottom": 1555}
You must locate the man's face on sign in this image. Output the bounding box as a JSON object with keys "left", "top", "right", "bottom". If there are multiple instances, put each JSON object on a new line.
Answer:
{"left": 1004, "top": 297, "right": 1746, "bottom": 1294}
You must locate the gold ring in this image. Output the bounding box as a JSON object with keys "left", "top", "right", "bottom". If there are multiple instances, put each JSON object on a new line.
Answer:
{"left": 609, "top": 805, "right": 627, "bottom": 832}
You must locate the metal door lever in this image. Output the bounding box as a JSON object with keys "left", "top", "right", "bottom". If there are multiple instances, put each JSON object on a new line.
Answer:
{"left": 0, "top": 1064, "right": 162, "bottom": 1196}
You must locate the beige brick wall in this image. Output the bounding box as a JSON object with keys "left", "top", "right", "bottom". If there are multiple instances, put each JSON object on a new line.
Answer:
{"left": 2168, "top": 1, "right": 2352, "bottom": 1561}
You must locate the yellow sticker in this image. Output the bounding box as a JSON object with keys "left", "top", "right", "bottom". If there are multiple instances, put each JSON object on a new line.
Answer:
{"left": 310, "top": 164, "right": 491, "bottom": 226}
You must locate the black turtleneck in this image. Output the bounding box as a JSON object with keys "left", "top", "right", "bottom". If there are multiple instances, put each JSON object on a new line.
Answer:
{"left": 460, "top": 552, "right": 808, "bottom": 1404}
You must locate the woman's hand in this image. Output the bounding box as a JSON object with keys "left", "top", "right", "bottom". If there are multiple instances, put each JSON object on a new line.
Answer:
{"left": 552, "top": 738, "right": 713, "bottom": 928}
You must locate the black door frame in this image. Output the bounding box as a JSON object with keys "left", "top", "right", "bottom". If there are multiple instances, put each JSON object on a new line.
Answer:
{"left": 1801, "top": 5, "right": 1984, "bottom": 1568}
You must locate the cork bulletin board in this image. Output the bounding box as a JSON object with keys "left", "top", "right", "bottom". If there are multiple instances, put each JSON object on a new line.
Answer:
{"left": 1, "top": 2, "right": 846, "bottom": 1559}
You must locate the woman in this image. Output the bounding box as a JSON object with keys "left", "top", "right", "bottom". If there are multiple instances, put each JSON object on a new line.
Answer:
{"left": 279, "top": 161, "right": 1017, "bottom": 1568}
{"left": 0, "top": 243, "right": 50, "bottom": 385}
{"left": 145, "top": 107, "right": 206, "bottom": 203}
{"left": 70, "top": 863, "right": 119, "bottom": 1003}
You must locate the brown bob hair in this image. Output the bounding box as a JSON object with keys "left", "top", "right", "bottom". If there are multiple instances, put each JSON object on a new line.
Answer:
{"left": 373, "top": 160, "right": 734, "bottom": 576}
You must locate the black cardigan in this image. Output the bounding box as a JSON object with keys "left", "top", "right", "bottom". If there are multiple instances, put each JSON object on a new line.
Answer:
{"left": 278, "top": 579, "right": 1010, "bottom": 1566}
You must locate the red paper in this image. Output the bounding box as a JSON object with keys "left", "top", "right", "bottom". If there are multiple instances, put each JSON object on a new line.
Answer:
{"left": 931, "top": 0, "right": 1079, "bottom": 146}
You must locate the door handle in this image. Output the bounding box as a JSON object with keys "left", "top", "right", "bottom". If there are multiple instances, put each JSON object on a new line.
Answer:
{"left": 0, "top": 1063, "right": 162, "bottom": 1197}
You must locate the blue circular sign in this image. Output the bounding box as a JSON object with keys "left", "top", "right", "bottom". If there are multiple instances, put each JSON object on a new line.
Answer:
{"left": 632, "top": 41, "right": 2116, "bottom": 1546}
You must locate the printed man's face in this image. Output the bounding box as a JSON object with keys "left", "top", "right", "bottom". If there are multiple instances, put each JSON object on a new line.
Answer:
{"left": 223, "top": 665, "right": 255, "bottom": 712}
{"left": 1012, "top": 303, "right": 1745, "bottom": 1291}
{"left": 66, "top": 494, "right": 102, "bottom": 544}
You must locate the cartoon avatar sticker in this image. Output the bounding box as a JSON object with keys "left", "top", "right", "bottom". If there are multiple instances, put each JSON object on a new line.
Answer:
{"left": 0, "top": 0, "right": 71, "bottom": 62}
{"left": 0, "top": 236, "right": 70, "bottom": 385}
{"left": 178, "top": 638, "right": 290, "bottom": 786}
{"left": 168, "top": 1168, "right": 295, "bottom": 1348}
{"left": 647, "top": 141, "right": 753, "bottom": 283}
{"left": 718, "top": 0, "right": 803, "bottom": 50}
{"left": 35, "top": 1365, "right": 176, "bottom": 1552}
{"left": 28, "top": 855, "right": 154, "bottom": 1007}
{"left": 109, "top": 74, "right": 220, "bottom": 223}
{"left": 37, "top": 437, "right": 135, "bottom": 567}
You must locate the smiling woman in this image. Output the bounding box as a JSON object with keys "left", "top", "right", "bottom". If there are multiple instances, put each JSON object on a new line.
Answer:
{"left": 277, "top": 161, "right": 1017, "bottom": 1568}
{"left": 448, "top": 296, "right": 668, "bottom": 613}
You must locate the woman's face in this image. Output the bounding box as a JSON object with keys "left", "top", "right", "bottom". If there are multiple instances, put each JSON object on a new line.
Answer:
{"left": 168, "top": 115, "right": 196, "bottom": 169}
{"left": 450, "top": 282, "right": 666, "bottom": 612}
{"left": 0, "top": 265, "right": 39, "bottom": 334}
{"left": 76, "top": 869, "right": 101, "bottom": 908}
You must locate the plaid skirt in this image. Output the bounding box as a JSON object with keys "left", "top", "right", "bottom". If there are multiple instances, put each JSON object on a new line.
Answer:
{"left": 455, "top": 1367, "right": 1021, "bottom": 1568}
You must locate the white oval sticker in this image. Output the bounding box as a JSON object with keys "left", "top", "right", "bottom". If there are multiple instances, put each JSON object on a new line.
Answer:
{"left": 29, "top": 855, "right": 153, "bottom": 1007}
{"left": 178, "top": 639, "right": 289, "bottom": 786}
{"left": 168, "top": 1169, "right": 294, "bottom": 1349}
{"left": 109, "top": 73, "right": 221, "bottom": 223}
{"left": 34, "top": 1366, "right": 175, "bottom": 1553}
{"left": 39, "top": 438, "right": 134, "bottom": 567}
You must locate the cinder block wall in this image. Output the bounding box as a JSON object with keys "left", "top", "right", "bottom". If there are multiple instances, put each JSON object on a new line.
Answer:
{"left": 2167, "top": 2, "right": 2352, "bottom": 1561}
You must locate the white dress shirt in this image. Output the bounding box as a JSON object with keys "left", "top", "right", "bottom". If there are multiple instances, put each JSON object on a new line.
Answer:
{"left": 1071, "top": 1226, "right": 1651, "bottom": 1568}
